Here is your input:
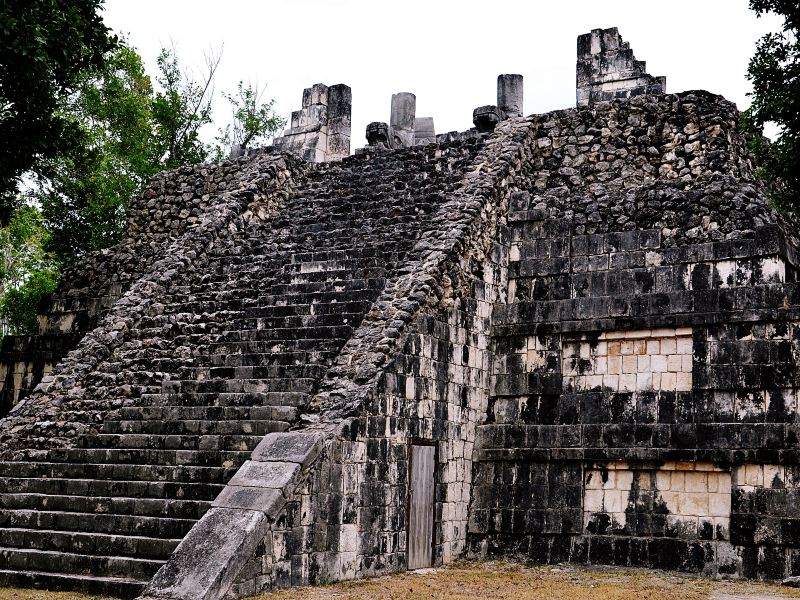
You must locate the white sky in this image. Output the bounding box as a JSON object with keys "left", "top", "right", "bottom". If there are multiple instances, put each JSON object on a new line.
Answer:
{"left": 103, "top": 0, "right": 783, "bottom": 152}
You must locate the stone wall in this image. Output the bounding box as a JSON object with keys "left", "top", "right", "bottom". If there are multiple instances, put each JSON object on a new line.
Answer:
{"left": 468, "top": 89, "right": 800, "bottom": 579}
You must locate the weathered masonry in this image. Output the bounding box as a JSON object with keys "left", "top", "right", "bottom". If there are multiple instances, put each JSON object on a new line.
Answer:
{"left": 0, "top": 26, "right": 799, "bottom": 600}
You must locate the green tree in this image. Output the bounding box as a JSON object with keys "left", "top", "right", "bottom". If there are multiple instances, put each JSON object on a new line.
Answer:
{"left": 36, "top": 43, "right": 222, "bottom": 260}
{"left": 213, "top": 81, "right": 286, "bottom": 161}
{"left": 743, "top": 0, "right": 800, "bottom": 214}
{"left": 0, "top": 0, "right": 117, "bottom": 223}
{"left": 36, "top": 43, "right": 158, "bottom": 259}
{"left": 0, "top": 205, "right": 59, "bottom": 335}
{"left": 152, "top": 47, "right": 221, "bottom": 169}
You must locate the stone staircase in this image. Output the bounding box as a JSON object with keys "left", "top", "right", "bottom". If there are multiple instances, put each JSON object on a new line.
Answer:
{"left": 0, "top": 144, "right": 479, "bottom": 596}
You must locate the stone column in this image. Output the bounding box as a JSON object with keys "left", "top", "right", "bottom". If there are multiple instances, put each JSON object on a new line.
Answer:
{"left": 389, "top": 92, "right": 416, "bottom": 148}
{"left": 497, "top": 74, "right": 523, "bottom": 119}
{"left": 326, "top": 84, "right": 352, "bottom": 161}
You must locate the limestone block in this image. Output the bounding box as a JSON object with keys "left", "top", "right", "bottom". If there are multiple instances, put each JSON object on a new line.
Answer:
{"left": 414, "top": 117, "right": 436, "bottom": 145}
{"left": 685, "top": 472, "right": 708, "bottom": 493}
{"left": 212, "top": 485, "right": 285, "bottom": 514}
{"left": 366, "top": 122, "right": 390, "bottom": 148}
{"left": 679, "top": 492, "right": 708, "bottom": 517}
{"left": 228, "top": 460, "right": 300, "bottom": 493}
{"left": 302, "top": 83, "right": 328, "bottom": 108}
{"left": 576, "top": 28, "right": 665, "bottom": 106}
{"left": 709, "top": 492, "right": 730, "bottom": 517}
{"left": 473, "top": 106, "right": 502, "bottom": 133}
{"left": 251, "top": 432, "right": 323, "bottom": 467}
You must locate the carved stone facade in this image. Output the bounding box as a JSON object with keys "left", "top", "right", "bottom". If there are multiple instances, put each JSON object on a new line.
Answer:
{"left": 0, "top": 26, "right": 798, "bottom": 600}
{"left": 273, "top": 83, "right": 352, "bottom": 162}
{"left": 577, "top": 27, "right": 666, "bottom": 106}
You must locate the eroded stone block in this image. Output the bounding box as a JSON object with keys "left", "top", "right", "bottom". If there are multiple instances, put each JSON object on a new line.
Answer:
{"left": 251, "top": 432, "right": 324, "bottom": 468}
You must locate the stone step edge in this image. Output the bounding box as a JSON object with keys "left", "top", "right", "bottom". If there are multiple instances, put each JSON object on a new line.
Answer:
{"left": 0, "top": 568, "right": 147, "bottom": 597}
{"left": 0, "top": 461, "right": 228, "bottom": 472}
{"left": 0, "top": 526, "right": 184, "bottom": 542}
{"left": 0, "top": 492, "right": 212, "bottom": 504}
{"left": 0, "top": 509, "right": 197, "bottom": 526}
{"left": 0, "top": 566, "right": 147, "bottom": 583}
{"left": 0, "top": 545, "right": 167, "bottom": 567}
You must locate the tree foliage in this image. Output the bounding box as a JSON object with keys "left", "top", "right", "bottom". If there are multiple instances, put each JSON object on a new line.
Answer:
{"left": 37, "top": 44, "right": 157, "bottom": 259}
{"left": 36, "top": 43, "right": 225, "bottom": 260}
{"left": 1, "top": 3, "right": 284, "bottom": 331}
{"left": 0, "top": 0, "right": 117, "bottom": 223}
{"left": 152, "top": 47, "right": 220, "bottom": 170}
{"left": 0, "top": 206, "right": 59, "bottom": 335}
{"left": 743, "top": 0, "right": 800, "bottom": 214}
{"left": 214, "top": 81, "right": 286, "bottom": 160}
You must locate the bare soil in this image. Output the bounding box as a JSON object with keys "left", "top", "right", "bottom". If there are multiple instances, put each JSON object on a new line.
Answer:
{"left": 2, "top": 563, "right": 800, "bottom": 600}
{"left": 251, "top": 562, "right": 800, "bottom": 600}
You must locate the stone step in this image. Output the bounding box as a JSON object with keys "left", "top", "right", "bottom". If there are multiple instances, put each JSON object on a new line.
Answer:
{"left": 277, "top": 269, "right": 386, "bottom": 285}
{"left": 41, "top": 447, "right": 251, "bottom": 467}
{"left": 206, "top": 363, "right": 328, "bottom": 379}
{"left": 288, "top": 247, "right": 399, "bottom": 263}
{"left": 280, "top": 259, "right": 387, "bottom": 273}
{"left": 154, "top": 296, "right": 250, "bottom": 311}
{"left": 214, "top": 325, "right": 354, "bottom": 343}
{"left": 243, "top": 300, "right": 372, "bottom": 318}
{"left": 0, "top": 509, "right": 197, "bottom": 538}
{"left": 0, "top": 527, "right": 180, "bottom": 559}
{"left": 0, "top": 477, "right": 224, "bottom": 500}
{"left": 0, "top": 568, "right": 145, "bottom": 598}
{"left": 104, "top": 413, "right": 297, "bottom": 432}
{"left": 207, "top": 338, "right": 344, "bottom": 355}
{"left": 178, "top": 377, "right": 317, "bottom": 395}
{"left": 268, "top": 277, "right": 385, "bottom": 295}
{"left": 0, "top": 493, "right": 210, "bottom": 519}
{"left": 0, "top": 461, "right": 231, "bottom": 483}
{"left": 210, "top": 350, "right": 335, "bottom": 367}
{"left": 138, "top": 391, "right": 311, "bottom": 408}
{"left": 255, "top": 289, "right": 384, "bottom": 305}
{"left": 0, "top": 546, "right": 164, "bottom": 580}
{"left": 80, "top": 433, "right": 264, "bottom": 452}
{"left": 230, "top": 313, "right": 365, "bottom": 330}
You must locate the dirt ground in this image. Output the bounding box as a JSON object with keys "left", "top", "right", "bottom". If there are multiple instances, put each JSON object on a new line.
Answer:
{"left": 2, "top": 562, "right": 800, "bottom": 600}
{"left": 253, "top": 562, "right": 800, "bottom": 600}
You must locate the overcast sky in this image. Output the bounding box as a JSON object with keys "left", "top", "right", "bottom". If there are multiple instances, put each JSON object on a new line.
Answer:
{"left": 103, "top": 0, "right": 783, "bottom": 152}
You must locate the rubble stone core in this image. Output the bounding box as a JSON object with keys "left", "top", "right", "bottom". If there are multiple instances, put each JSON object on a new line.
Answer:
{"left": 1, "top": 26, "right": 800, "bottom": 600}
